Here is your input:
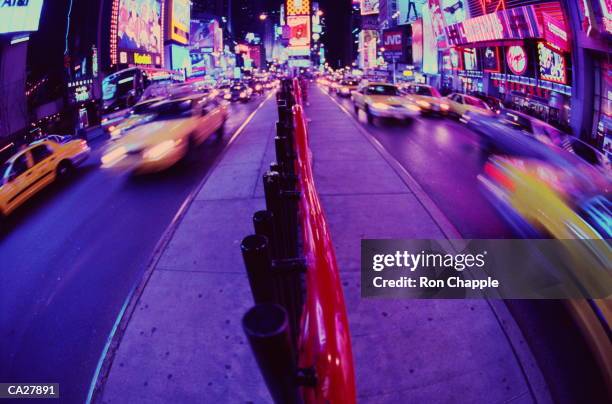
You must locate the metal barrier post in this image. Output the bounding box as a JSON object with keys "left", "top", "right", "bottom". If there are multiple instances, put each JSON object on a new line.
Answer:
{"left": 271, "top": 259, "right": 305, "bottom": 350}
{"left": 241, "top": 235, "right": 275, "bottom": 304}
{"left": 242, "top": 304, "right": 302, "bottom": 404}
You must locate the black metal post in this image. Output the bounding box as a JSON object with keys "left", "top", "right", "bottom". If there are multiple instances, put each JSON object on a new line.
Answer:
{"left": 242, "top": 304, "right": 302, "bottom": 404}
{"left": 241, "top": 235, "right": 275, "bottom": 304}
{"left": 271, "top": 258, "right": 306, "bottom": 350}
{"left": 253, "top": 210, "right": 274, "bottom": 245}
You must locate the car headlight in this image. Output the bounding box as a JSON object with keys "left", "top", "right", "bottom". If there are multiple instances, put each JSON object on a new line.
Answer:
{"left": 143, "top": 140, "right": 177, "bottom": 161}
{"left": 405, "top": 104, "right": 421, "bottom": 112}
{"left": 440, "top": 103, "right": 450, "bottom": 111}
{"left": 255, "top": 84, "right": 262, "bottom": 90}
{"left": 340, "top": 87, "right": 350, "bottom": 93}
{"left": 416, "top": 100, "right": 431, "bottom": 108}
{"left": 224, "top": 93, "right": 231, "bottom": 99}
{"left": 110, "top": 128, "right": 122, "bottom": 139}
{"left": 371, "top": 102, "right": 390, "bottom": 110}
{"left": 240, "top": 91, "right": 247, "bottom": 97}
{"left": 101, "top": 146, "right": 127, "bottom": 166}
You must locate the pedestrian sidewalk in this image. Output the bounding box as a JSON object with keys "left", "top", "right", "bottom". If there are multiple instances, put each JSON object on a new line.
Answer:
{"left": 94, "top": 88, "right": 550, "bottom": 403}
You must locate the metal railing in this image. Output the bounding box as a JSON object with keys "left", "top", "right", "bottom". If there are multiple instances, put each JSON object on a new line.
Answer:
{"left": 240, "top": 79, "right": 356, "bottom": 403}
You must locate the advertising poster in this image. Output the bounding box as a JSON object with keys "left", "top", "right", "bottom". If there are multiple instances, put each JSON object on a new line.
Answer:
{"left": 449, "top": 47, "right": 460, "bottom": 69}
{"left": 360, "top": 0, "right": 380, "bottom": 15}
{"left": 412, "top": 19, "right": 423, "bottom": 66}
{"left": 439, "top": 0, "right": 467, "bottom": 26}
{"left": 287, "top": 15, "right": 311, "bottom": 51}
{"left": 191, "top": 20, "right": 217, "bottom": 52}
{"left": 382, "top": 29, "right": 405, "bottom": 61}
{"left": 398, "top": 0, "right": 426, "bottom": 25}
{"left": 537, "top": 42, "right": 567, "bottom": 84}
{"left": 506, "top": 45, "right": 528, "bottom": 75}
{"left": 463, "top": 48, "right": 477, "bottom": 70}
{"left": 483, "top": 46, "right": 500, "bottom": 72}
{"left": 0, "top": 0, "right": 43, "bottom": 34}
{"left": 427, "top": 0, "right": 446, "bottom": 38}
{"left": 286, "top": 0, "right": 310, "bottom": 16}
{"left": 170, "top": 0, "right": 190, "bottom": 44}
{"left": 117, "top": 0, "right": 163, "bottom": 63}
{"left": 422, "top": 4, "right": 439, "bottom": 74}
{"left": 359, "top": 30, "right": 378, "bottom": 69}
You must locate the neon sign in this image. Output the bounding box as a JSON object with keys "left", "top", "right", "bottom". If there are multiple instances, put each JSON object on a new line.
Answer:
{"left": 506, "top": 45, "right": 527, "bottom": 75}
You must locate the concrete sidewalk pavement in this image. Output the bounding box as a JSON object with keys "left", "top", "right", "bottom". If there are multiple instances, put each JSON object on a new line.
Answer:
{"left": 93, "top": 87, "right": 551, "bottom": 403}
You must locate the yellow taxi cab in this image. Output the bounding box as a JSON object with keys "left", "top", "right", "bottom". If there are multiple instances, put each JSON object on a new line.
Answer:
{"left": 0, "top": 137, "right": 90, "bottom": 217}
{"left": 336, "top": 79, "right": 360, "bottom": 98}
{"left": 479, "top": 155, "right": 611, "bottom": 386}
{"left": 403, "top": 84, "right": 450, "bottom": 115}
{"left": 101, "top": 94, "right": 228, "bottom": 174}
{"left": 352, "top": 82, "right": 420, "bottom": 124}
{"left": 445, "top": 93, "right": 495, "bottom": 119}
{"left": 106, "top": 97, "right": 165, "bottom": 140}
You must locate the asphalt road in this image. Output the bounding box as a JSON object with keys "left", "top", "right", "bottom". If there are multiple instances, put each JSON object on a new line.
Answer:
{"left": 0, "top": 94, "right": 269, "bottom": 403}
{"left": 329, "top": 89, "right": 515, "bottom": 239}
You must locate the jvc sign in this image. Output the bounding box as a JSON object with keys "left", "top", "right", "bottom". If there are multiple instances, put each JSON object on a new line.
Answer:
{"left": 383, "top": 32, "right": 403, "bottom": 51}
{"left": 382, "top": 28, "right": 407, "bottom": 62}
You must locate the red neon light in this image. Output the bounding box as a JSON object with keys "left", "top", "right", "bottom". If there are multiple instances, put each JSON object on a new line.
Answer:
{"left": 110, "top": 0, "right": 120, "bottom": 65}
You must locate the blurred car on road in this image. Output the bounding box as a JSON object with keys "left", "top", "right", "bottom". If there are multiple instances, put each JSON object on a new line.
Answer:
{"left": 0, "top": 138, "right": 90, "bottom": 218}
{"left": 472, "top": 93, "right": 505, "bottom": 114}
{"left": 445, "top": 93, "right": 495, "bottom": 119}
{"left": 223, "top": 82, "right": 253, "bottom": 102}
{"left": 105, "top": 97, "right": 165, "bottom": 139}
{"left": 403, "top": 84, "right": 450, "bottom": 116}
{"left": 352, "top": 82, "right": 420, "bottom": 124}
{"left": 101, "top": 95, "right": 228, "bottom": 174}
{"left": 336, "top": 79, "right": 360, "bottom": 98}
{"left": 464, "top": 110, "right": 570, "bottom": 159}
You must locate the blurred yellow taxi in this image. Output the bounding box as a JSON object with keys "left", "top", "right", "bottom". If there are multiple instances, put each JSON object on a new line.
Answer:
{"left": 352, "top": 82, "right": 420, "bottom": 124}
{"left": 101, "top": 94, "right": 227, "bottom": 174}
{"left": 0, "top": 137, "right": 90, "bottom": 217}
{"left": 403, "top": 84, "right": 450, "bottom": 115}
{"left": 445, "top": 93, "right": 495, "bottom": 119}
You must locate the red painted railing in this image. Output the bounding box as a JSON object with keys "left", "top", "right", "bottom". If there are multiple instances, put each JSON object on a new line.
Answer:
{"left": 292, "top": 79, "right": 357, "bottom": 404}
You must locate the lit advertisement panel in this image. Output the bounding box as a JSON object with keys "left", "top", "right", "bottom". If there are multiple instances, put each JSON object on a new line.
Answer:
{"left": 439, "top": 0, "right": 467, "bottom": 26}
{"left": 360, "top": 0, "right": 379, "bottom": 15}
{"left": 506, "top": 45, "right": 527, "bottom": 75}
{"left": 463, "top": 48, "right": 477, "bottom": 70}
{"left": 445, "top": 6, "right": 541, "bottom": 46}
{"left": 411, "top": 18, "right": 423, "bottom": 66}
{"left": 169, "top": 0, "right": 190, "bottom": 44}
{"left": 398, "top": 0, "right": 426, "bottom": 25}
{"left": 117, "top": 0, "right": 163, "bottom": 65}
{"left": 191, "top": 19, "right": 216, "bottom": 51}
{"left": 427, "top": 0, "right": 446, "bottom": 38}
{"left": 287, "top": 15, "right": 310, "bottom": 51}
{"left": 483, "top": 46, "right": 500, "bottom": 72}
{"left": 600, "top": 0, "right": 612, "bottom": 34}
{"left": 422, "top": 4, "right": 438, "bottom": 74}
{"left": 0, "top": 0, "right": 43, "bottom": 34}
{"left": 286, "top": 0, "right": 310, "bottom": 15}
{"left": 537, "top": 42, "right": 566, "bottom": 84}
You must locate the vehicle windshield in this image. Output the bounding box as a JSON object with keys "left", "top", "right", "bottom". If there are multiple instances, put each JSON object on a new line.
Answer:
{"left": 498, "top": 111, "right": 534, "bottom": 133}
{"left": 366, "top": 85, "right": 399, "bottom": 96}
{"left": 132, "top": 100, "right": 160, "bottom": 115}
{"left": 152, "top": 100, "right": 193, "bottom": 120}
{"left": 102, "top": 73, "right": 136, "bottom": 101}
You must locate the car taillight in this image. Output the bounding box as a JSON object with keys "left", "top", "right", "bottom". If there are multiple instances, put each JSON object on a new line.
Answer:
{"left": 484, "top": 162, "right": 515, "bottom": 192}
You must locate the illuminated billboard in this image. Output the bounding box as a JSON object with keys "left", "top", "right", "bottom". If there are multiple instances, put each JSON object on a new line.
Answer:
{"left": 286, "top": 0, "right": 310, "bottom": 15}
{"left": 360, "top": 0, "right": 379, "bottom": 16}
{"left": 537, "top": 42, "right": 566, "bottom": 84}
{"left": 0, "top": 0, "right": 43, "bottom": 34}
{"left": 411, "top": 19, "right": 423, "bottom": 66}
{"left": 439, "top": 0, "right": 467, "bottom": 26}
{"left": 169, "top": 0, "right": 190, "bottom": 44}
{"left": 506, "top": 45, "right": 527, "bottom": 75}
{"left": 483, "top": 46, "right": 500, "bottom": 72}
{"left": 422, "top": 2, "right": 438, "bottom": 74}
{"left": 116, "top": 0, "right": 163, "bottom": 65}
{"left": 287, "top": 15, "right": 310, "bottom": 50}
{"left": 398, "top": 0, "right": 426, "bottom": 25}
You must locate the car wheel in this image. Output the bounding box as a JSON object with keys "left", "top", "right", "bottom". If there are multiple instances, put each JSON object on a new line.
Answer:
{"left": 56, "top": 160, "right": 73, "bottom": 180}
{"left": 365, "top": 106, "right": 374, "bottom": 124}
